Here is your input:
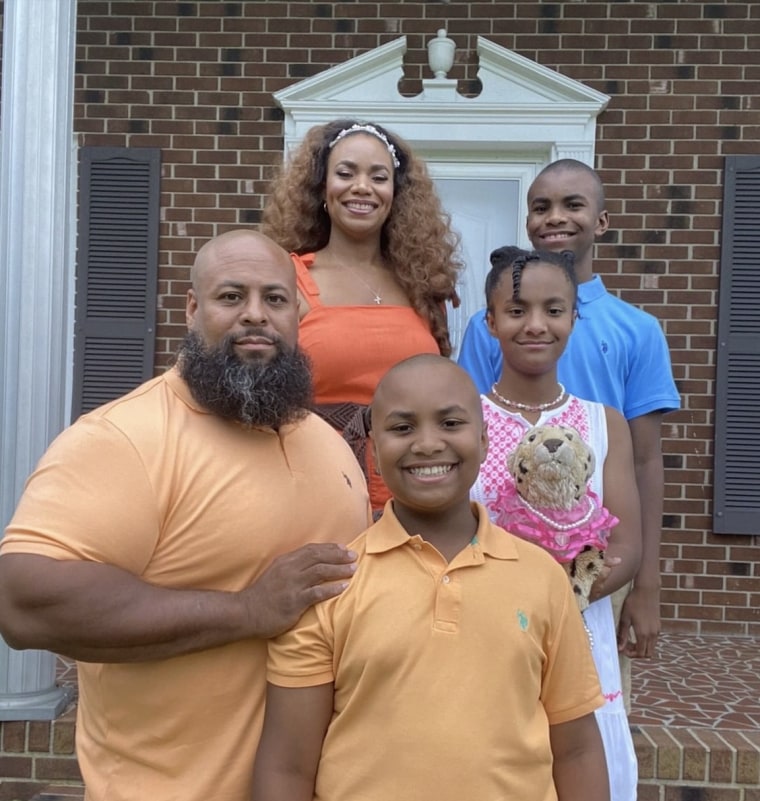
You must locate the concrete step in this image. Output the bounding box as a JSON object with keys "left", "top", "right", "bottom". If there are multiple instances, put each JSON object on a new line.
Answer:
{"left": 28, "top": 786, "right": 84, "bottom": 801}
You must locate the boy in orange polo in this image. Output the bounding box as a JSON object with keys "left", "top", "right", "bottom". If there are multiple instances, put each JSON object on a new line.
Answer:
{"left": 252, "top": 355, "right": 609, "bottom": 801}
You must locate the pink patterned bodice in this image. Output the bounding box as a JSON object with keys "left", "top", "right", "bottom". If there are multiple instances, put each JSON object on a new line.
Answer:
{"left": 472, "top": 395, "right": 613, "bottom": 560}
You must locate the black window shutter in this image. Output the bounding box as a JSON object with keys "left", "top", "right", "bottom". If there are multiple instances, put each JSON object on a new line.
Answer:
{"left": 72, "top": 147, "right": 160, "bottom": 421}
{"left": 713, "top": 155, "right": 760, "bottom": 534}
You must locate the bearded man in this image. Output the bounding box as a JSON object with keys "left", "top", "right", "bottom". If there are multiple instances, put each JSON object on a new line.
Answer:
{"left": 0, "top": 230, "right": 370, "bottom": 801}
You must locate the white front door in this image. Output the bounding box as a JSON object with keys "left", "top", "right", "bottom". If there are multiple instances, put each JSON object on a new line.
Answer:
{"left": 432, "top": 164, "right": 535, "bottom": 356}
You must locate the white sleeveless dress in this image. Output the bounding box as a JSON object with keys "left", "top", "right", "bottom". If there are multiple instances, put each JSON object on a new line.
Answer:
{"left": 471, "top": 394, "right": 638, "bottom": 801}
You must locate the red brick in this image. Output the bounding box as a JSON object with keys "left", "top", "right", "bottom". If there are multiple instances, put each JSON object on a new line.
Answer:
{"left": 1, "top": 722, "right": 26, "bottom": 753}
{"left": 0, "top": 781, "right": 47, "bottom": 801}
{"left": 0, "top": 755, "right": 33, "bottom": 778}
{"left": 28, "top": 722, "right": 51, "bottom": 753}
{"left": 51, "top": 721, "right": 76, "bottom": 756}
{"left": 635, "top": 785, "right": 660, "bottom": 801}
{"left": 35, "top": 757, "right": 83, "bottom": 782}
{"left": 632, "top": 728, "right": 656, "bottom": 780}
{"left": 693, "top": 730, "right": 736, "bottom": 784}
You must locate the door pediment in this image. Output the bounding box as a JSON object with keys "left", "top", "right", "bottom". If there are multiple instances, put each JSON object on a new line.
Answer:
{"left": 274, "top": 35, "right": 609, "bottom": 158}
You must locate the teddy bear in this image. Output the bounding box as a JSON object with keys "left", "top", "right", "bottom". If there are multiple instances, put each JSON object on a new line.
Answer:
{"left": 496, "top": 424, "right": 619, "bottom": 612}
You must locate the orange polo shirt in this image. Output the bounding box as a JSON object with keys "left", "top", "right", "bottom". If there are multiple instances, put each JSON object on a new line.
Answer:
{"left": 3, "top": 368, "right": 370, "bottom": 801}
{"left": 267, "top": 501, "right": 604, "bottom": 801}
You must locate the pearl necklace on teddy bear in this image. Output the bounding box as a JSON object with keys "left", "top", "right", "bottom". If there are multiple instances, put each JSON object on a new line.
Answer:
{"left": 518, "top": 494, "right": 597, "bottom": 532}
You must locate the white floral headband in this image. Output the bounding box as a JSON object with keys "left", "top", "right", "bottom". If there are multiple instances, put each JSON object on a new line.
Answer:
{"left": 327, "top": 123, "right": 401, "bottom": 169}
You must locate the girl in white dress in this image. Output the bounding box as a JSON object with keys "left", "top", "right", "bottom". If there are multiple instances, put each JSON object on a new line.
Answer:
{"left": 470, "top": 248, "right": 642, "bottom": 801}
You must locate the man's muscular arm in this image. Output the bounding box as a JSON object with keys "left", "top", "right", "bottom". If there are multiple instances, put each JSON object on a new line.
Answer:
{"left": 0, "top": 544, "right": 356, "bottom": 662}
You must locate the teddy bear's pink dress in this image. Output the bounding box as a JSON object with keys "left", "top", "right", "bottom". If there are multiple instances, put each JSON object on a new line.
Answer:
{"left": 490, "top": 484, "right": 615, "bottom": 562}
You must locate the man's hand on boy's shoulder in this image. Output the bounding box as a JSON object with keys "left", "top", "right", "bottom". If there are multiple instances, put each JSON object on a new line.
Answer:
{"left": 243, "top": 543, "right": 357, "bottom": 639}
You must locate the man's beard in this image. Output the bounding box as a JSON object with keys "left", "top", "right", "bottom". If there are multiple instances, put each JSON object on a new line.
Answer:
{"left": 178, "top": 329, "right": 313, "bottom": 429}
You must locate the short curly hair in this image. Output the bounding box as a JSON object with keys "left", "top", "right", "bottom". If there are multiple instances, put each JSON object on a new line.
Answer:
{"left": 261, "top": 119, "right": 462, "bottom": 356}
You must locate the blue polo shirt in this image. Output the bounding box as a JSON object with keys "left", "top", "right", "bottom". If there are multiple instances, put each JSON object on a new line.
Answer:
{"left": 457, "top": 275, "right": 680, "bottom": 419}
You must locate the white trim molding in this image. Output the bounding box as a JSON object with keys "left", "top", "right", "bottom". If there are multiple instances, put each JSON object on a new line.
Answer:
{"left": 274, "top": 34, "right": 610, "bottom": 167}
{"left": 0, "top": 0, "right": 78, "bottom": 720}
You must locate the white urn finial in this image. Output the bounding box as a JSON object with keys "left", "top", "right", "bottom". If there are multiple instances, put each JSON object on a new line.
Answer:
{"left": 427, "top": 29, "right": 456, "bottom": 80}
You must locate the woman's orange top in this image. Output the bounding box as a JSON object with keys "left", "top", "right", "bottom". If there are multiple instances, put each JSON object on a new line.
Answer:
{"left": 292, "top": 252, "right": 440, "bottom": 509}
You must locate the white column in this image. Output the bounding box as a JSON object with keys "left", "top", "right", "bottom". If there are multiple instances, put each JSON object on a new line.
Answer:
{"left": 0, "top": 0, "right": 78, "bottom": 719}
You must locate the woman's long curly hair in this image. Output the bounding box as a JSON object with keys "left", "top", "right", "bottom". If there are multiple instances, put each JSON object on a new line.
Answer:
{"left": 261, "top": 119, "right": 463, "bottom": 356}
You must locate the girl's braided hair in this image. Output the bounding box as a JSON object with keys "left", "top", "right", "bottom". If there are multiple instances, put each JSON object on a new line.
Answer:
{"left": 485, "top": 247, "right": 577, "bottom": 310}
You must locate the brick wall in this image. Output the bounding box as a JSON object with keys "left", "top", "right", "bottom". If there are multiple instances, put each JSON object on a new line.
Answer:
{"left": 1, "top": 1, "right": 759, "bottom": 634}
{"left": 0, "top": 706, "right": 81, "bottom": 801}
{"left": 634, "top": 724, "right": 760, "bottom": 801}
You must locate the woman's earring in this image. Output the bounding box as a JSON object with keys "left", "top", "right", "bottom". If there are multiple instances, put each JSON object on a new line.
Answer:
{"left": 322, "top": 201, "right": 327, "bottom": 212}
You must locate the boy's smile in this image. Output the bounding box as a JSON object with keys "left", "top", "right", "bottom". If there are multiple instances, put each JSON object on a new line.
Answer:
{"left": 407, "top": 464, "right": 455, "bottom": 478}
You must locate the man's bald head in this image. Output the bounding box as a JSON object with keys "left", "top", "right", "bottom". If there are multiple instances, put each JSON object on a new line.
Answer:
{"left": 186, "top": 229, "right": 299, "bottom": 356}
{"left": 191, "top": 229, "right": 294, "bottom": 290}
{"left": 372, "top": 354, "right": 484, "bottom": 430}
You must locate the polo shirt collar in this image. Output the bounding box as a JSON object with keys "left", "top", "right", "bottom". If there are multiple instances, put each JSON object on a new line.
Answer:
{"left": 366, "top": 501, "right": 518, "bottom": 561}
{"left": 577, "top": 274, "right": 606, "bottom": 305}
{"left": 165, "top": 366, "right": 208, "bottom": 413}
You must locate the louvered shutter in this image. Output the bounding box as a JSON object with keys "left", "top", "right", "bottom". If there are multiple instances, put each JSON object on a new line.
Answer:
{"left": 72, "top": 147, "right": 160, "bottom": 420}
{"left": 713, "top": 155, "right": 760, "bottom": 534}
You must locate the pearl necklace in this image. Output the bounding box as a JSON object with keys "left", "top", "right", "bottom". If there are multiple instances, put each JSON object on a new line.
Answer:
{"left": 518, "top": 493, "right": 596, "bottom": 531}
{"left": 490, "top": 383, "right": 566, "bottom": 412}
{"left": 582, "top": 615, "right": 594, "bottom": 648}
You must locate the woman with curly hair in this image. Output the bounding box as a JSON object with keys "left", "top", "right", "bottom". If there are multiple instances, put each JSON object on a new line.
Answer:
{"left": 262, "top": 119, "right": 462, "bottom": 512}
